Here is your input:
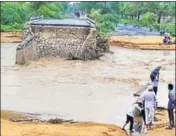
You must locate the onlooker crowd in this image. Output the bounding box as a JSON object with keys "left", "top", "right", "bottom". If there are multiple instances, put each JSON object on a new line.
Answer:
{"left": 122, "top": 66, "right": 175, "bottom": 135}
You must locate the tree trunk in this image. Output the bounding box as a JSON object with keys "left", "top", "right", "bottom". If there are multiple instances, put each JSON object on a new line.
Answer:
{"left": 103, "top": 2, "right": 107, "bottom": 14}
{"left": 157, "top": 12, "right": 162, "bottom": 24}
{"left": 137, "top": 12, "right": 141, "bottom": 21}
{"left": 115, "top": 14, "right": 119, "bottom": 26}
{"left": 131, "top": 15, "right": 133, "bottom": 19}
{"left": 137, "top": 12, "right": 141, "bottom": 27}
{"left": 157, "top": 15, "right": 161, "bottom": 24}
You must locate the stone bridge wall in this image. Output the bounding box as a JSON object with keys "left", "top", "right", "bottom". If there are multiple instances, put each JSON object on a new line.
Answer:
{"left": 16, "top": 25, "right": 98, "bottom": 64}
{"left": 31, "top": 25, "right": 97, "bottom": 59}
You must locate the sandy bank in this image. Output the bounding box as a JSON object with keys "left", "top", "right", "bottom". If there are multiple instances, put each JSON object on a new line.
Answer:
{"left": 146, "top": 110, "right": 175, "bottom": 136}
{"left": 1, "top": 32, "right": 175, "bottom": 50}
{"left": 109, "top": 36, "right": 175, "bottom": 50}
{"left": 1, "top": 110, "right": 127, "bottom": 136}
{"left": 1, "top": 32, "right": 22, "bottom": 43}
{"left": 1, "top": 110, "right": 175, "bottom": 136}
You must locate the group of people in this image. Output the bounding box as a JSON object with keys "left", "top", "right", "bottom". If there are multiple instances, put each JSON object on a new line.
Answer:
{"left": 122, "top": 66, "right": 175, "bottom": 135}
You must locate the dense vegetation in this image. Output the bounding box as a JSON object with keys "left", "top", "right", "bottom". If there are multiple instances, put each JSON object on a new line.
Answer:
{"left": 1, "top": 2, "right": 175, "bottom": 36}
{"left": 1, "top": 2, "right": 68, "bottom": 31}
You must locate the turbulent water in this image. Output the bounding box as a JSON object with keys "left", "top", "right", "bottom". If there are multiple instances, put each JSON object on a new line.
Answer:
{"left": 1, "top": 43, "right": 175, "bottom": 126}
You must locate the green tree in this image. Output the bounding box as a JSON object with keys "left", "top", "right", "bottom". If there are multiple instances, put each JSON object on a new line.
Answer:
{"left": 1, "top": 2, "right": 69, "bottom": 31}
{"left": 89, "top": 9, "right": 116, "bottom": 35}
{"left": 1, "top": 2, "right": 31, "bottom": 26}
{"left": 141, "top": 12, "right": 157, "bottom": 30}
{"left": 30, "top": 2, "right": 66, "bottom": 18}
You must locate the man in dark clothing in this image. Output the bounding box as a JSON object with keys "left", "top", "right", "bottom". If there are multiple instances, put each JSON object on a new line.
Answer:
{"left": 141, "top": 109, "right": 146, "bottom": 125}
{"left": 166, "top": 84, "right": 175, "bottom": 129}
{"left": 163, "top": 33, "right": 171, "bottom": 45}
{"left": 151, "top": 73, "right": 159, "bottom": 95}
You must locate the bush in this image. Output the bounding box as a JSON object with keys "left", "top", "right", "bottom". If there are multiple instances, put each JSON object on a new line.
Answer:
{"left": 166, "top": 23, "right": 176, "bottom": 36}
{"left": 89, "top": 9, "right": 116, "bottom": 36}
{"left": 160, "top": 23, "right": 176, "bottom": 36}
{"left": 1, "top": 25, "right": 13, "bottom": 32}
{"left": 89, "top": 9, "right": 102, "bottom": 22}
{"left": 152, "top": 23, "right": 160, "bottom": 31}
{"left": 141, "top": 12, "right": 157, "bottom": 28}
{"left": 12, "top": 22, "right": 23, "bottom": 29}
{"left": 1, "top": 24, "right": 22, "bottom": 32}
{"left": 120, "top": 18, "right": 140, "bottom": 25}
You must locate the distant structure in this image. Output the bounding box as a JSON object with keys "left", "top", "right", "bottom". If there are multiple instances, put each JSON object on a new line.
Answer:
{"left": 29, "top": 15, "right": 44, "bottom": 21}
{"left": 74, "top": 11, "right": 80, "bottom": 18}
{"left": 16, "top": 14, "right": 108, "bottom": 64}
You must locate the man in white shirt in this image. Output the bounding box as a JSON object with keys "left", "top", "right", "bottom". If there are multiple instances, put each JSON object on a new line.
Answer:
{"left": 141, "top": 86, "right": 156, "bottom": 130}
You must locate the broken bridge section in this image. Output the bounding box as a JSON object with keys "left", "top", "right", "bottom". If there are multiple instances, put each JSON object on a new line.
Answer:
{"left": 16, "top": 18, "right": 109, "bottom": 64}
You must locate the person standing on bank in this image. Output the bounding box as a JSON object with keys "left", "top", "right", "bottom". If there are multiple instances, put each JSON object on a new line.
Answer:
{"left": 166, "top": 83, "right": 175, "bottom": 129}
{"left": 141, "top": 86, "right": 156, "bottom": 130}
{"left": 152, "top": 73, "right": 159, "bottom": 95}
{"left": 122, "top": 100, "right": 143, "bottom": 133}
{"left": 150, "top": 66, "right": 161, "bottom": 95}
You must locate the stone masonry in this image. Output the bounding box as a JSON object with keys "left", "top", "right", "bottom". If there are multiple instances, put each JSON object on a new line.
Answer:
{"left": 16, "top": 18, "right": 108, "bottom": 64}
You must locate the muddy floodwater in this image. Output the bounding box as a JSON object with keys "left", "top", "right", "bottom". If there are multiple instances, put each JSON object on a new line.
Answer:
{"left": 1, "top": 43, "right": 175, "bottom": 126}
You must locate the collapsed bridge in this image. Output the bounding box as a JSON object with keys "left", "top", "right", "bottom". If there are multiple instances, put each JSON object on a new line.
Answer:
{"left": 16, "top": 17, "right": 109, "bottom": 64}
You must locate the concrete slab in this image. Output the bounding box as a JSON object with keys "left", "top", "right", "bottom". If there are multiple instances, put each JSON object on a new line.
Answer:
{"left": 31, "top": 19, "right": 92, "bottom": 27}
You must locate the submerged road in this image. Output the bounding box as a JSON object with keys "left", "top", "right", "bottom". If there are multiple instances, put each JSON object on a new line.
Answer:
{"left": 111, "top": 24, "right": 160, "bottom": 36}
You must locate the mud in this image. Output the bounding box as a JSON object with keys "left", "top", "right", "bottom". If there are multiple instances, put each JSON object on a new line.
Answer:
{"left": 1, "top": 43, "right": 175, "bottom": 128}
{"left": 1, "top": 109, "right": 174, "bottom": 136}
{"left": 1, "top": 119, "right": 127, "bottom": 136}
{"left": 1, "top": 32, "right": 22, "bottom": 43}
{"left": 109, "top": 36, "right": 176, "bottom": 50}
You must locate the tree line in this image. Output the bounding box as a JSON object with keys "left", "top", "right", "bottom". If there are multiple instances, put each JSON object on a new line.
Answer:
{"left": 1, "top": 2, "right": 175, "bottom": 36}
{"left": 1, "top": 2, "right": 68, "bottom": 31}
{"left": 78, "top": 2, "right": 175, "bottom": 35}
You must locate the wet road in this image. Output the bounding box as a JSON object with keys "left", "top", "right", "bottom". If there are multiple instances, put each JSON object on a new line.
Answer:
{"left": 1, "top": 43, "right": 175, "bottom": 126}
{"left": 111, "top": 24, "right": 160, "bottom": 36}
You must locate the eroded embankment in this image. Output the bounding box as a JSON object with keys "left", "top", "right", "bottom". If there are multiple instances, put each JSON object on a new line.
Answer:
{"left": 1, "top": 110, "right": 128, "bottom": 136}
{"left": 109, "top": 36, "right": 175, "bottom": 50}
{"left": 2, "top": 32, "right": 175, "bottom": 50}
{"left": 1, "top": 109, "right": 175, "bottom": 136}
{"left": 1, "top": 32, "right": 22, "bottom": 43}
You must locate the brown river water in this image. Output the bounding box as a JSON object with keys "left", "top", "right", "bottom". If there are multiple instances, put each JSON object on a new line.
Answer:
{"left": 1, "top": 43, "right": 175, "bottom": 126}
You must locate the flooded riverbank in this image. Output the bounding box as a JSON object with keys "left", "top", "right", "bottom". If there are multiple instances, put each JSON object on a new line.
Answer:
{"left": 1, "top": 43, "right": 175, "bottom": 126}
{"left": 1, "top": 110, "right": 128, "bottom": 136}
